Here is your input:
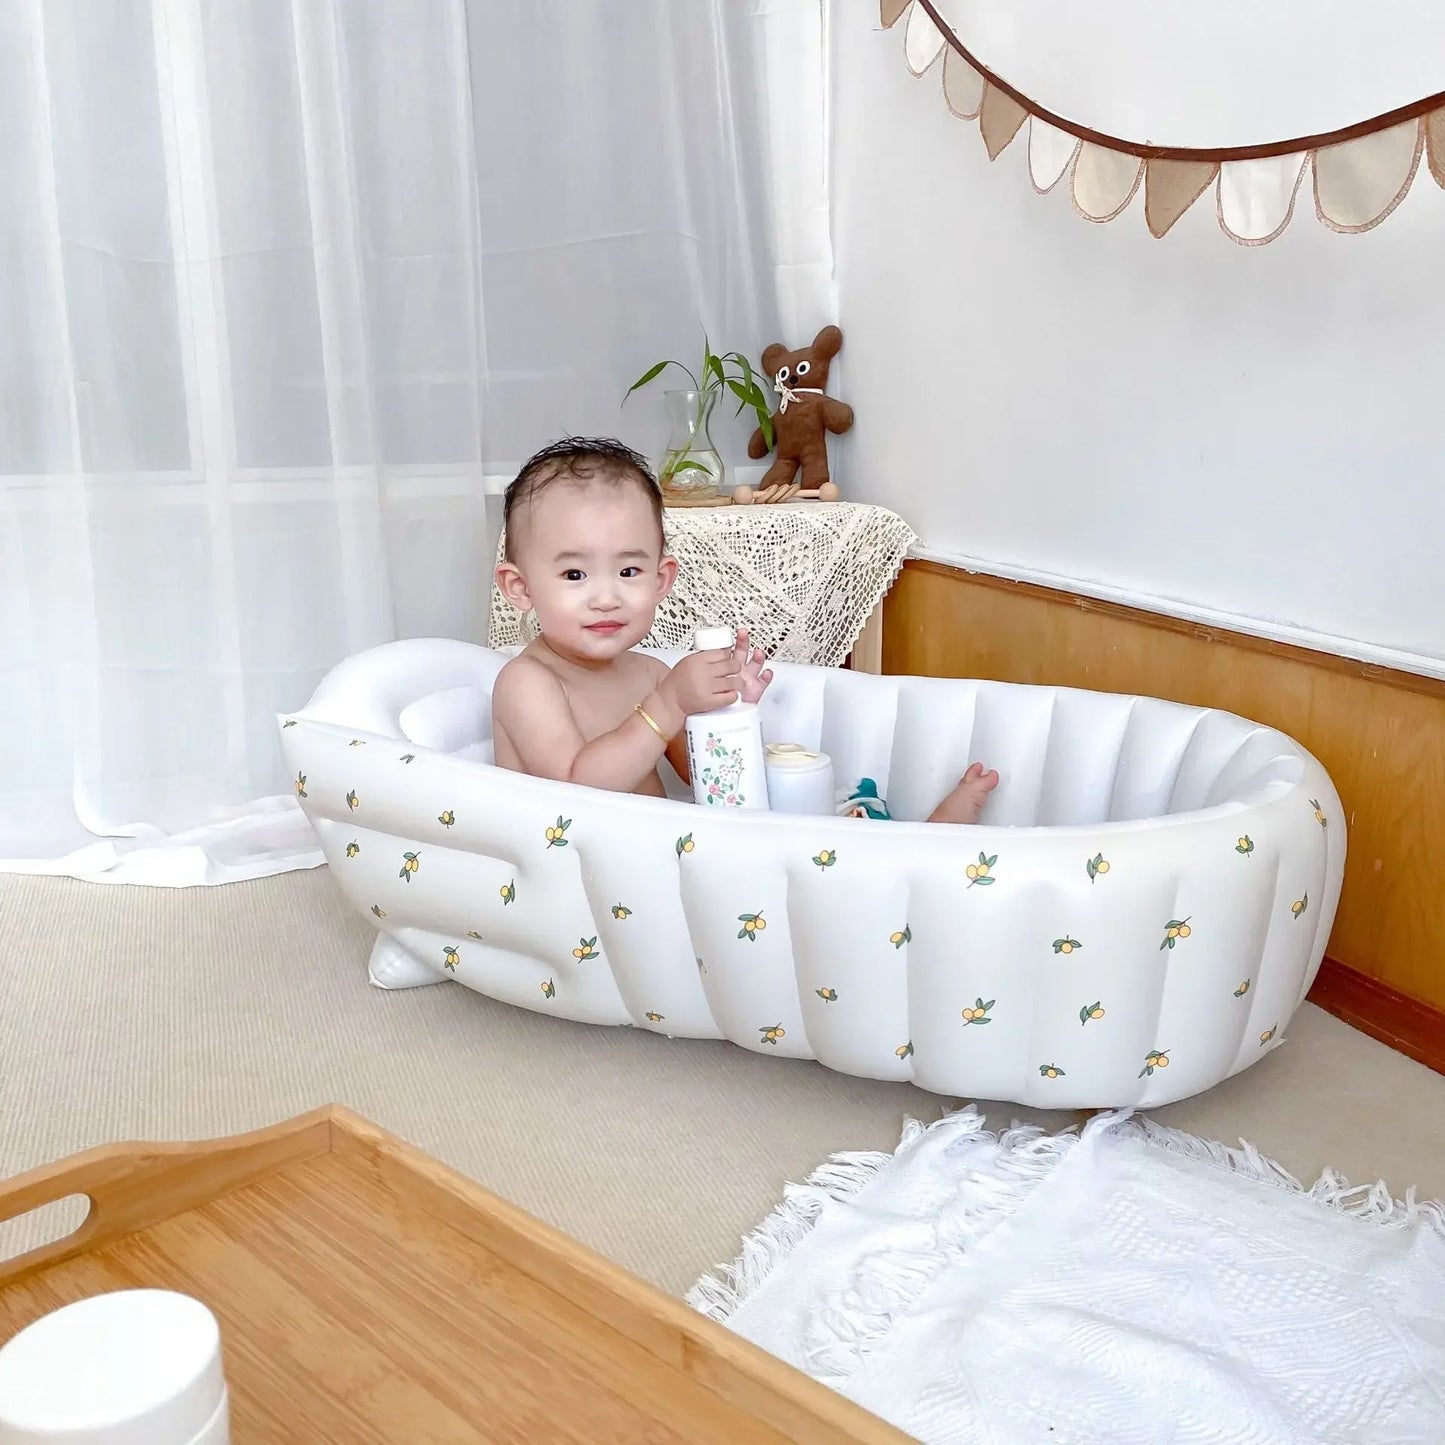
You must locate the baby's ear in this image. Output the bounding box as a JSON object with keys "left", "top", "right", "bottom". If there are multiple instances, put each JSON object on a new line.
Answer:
{"left": 760, "top": 342, "right": 788, "bottom": 376}
{"left": 494, "top": 560, "right": 533, "bottom": 613}
{"left": 654, "top": 553, "right": 679, "bottom": 601}
{"left": 811, "top": 325, "right": 843, "bottom": 360}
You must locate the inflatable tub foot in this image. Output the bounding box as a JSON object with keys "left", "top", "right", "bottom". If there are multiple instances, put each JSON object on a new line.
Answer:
{"left": 368, "top": 934, "right": 446, "bottom": 991}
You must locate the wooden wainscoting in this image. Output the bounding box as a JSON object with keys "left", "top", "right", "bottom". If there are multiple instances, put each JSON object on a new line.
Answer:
{"left": 882, "top": 560, "right": 1445, "bottom": 1072}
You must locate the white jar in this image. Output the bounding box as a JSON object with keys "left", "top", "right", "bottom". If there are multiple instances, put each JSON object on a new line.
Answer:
{"left": 684, "top": 627, "right": 769, "bottom": 811}
{"left": 0, "top": 1290, "right": 229, "bottom": 1445}
{"left": 764, "top": 743, "right": 835, "bottom": 816}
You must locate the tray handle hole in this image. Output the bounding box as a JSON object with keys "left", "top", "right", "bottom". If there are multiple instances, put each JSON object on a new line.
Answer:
{"left": 0, "top": 1194, "right": 92, "bottom": 1263}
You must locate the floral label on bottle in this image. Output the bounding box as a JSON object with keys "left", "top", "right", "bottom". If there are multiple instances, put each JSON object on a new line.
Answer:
{"left": 699, "top": 730, "right": 746, "bottom": 806}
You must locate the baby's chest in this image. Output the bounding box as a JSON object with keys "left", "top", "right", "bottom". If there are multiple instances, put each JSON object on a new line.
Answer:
{"left": 565, "top": 670, "right": 654, "bottom": 741}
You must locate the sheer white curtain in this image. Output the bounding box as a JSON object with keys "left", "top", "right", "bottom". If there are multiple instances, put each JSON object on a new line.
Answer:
{"left": 0, "top": 0, "right": 833, "bottom": 884}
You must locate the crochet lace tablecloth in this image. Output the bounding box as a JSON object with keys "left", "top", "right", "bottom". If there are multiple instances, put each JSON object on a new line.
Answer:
{"left": 488, "top": 502, "right": 917, "bottom": 668}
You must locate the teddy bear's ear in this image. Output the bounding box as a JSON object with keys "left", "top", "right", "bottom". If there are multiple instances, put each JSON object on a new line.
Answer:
{"left": 760, "top": 342, "right": 788, "bottom": 376}
{"left": 811, "top": 325, "right": 843, "bottom": 360}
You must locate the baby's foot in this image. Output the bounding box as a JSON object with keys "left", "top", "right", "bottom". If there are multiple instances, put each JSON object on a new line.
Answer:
{"left": 929, "top": 762, "right": 1000, "bottom": 825}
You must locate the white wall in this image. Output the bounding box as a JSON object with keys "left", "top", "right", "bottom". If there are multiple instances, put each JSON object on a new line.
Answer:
{"left": 831, "top": 14, "right": 1445, "bottom": 674}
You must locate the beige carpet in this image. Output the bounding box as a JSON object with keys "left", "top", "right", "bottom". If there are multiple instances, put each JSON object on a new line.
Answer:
{"left": 3, "top": 868, "right": 1444, "bottom": 1296}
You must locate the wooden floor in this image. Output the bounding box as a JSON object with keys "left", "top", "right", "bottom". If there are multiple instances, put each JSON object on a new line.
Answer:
{"left": 883, "top": 560, "right": 1445, "bottom": 1059}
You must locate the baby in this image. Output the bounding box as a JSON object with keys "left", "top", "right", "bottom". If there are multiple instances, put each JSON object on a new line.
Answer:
{"left": 492, "top": 436, "right": 999, "bottom": 822}
{"left": 492, "top": 438, "right": 770, "bottom": 798}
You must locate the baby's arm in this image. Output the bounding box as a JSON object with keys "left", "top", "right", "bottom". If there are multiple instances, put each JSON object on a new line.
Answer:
{"left": 494, "top": 652, "right": 741, "bottom": 794}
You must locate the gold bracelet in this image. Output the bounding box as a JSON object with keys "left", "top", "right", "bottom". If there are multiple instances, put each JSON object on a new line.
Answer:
{"left": 634, "top": 703, "right": 671, "bottom": 743}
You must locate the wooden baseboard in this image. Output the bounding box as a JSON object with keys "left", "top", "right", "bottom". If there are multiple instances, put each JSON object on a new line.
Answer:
{"left": 882, "top": 557, "right": 1445, "bottom": 1027}
{"left": 1309, "top": 959, "right": 1445, "bottom": 1076}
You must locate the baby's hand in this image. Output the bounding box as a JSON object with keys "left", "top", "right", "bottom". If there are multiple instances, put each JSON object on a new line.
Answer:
{"left": 733, "top": 628, "right": 774, "bottom": 704}
{"left": 661, "top": 647, "right": 739, "bottom": 717}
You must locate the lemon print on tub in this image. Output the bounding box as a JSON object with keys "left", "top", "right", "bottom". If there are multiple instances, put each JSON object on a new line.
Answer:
{"left": 442, "top": 946, "right": 460, "bottom": 972}
{"left": 1052, "top": 936, "right": 1082, "bottom": 955}
{"left": 737, "top": 911, "right": 766, "bottom": 942}
{"left": 816, "top": 987, "right": 839, "bottom": 1002}
{"left": 1039, "top": 1062, "right": 1065, "bottom": 1079}
{"left": 676, "top": 833, "right": 695, "bottom": 857}
{"left": 890, "top": 925, "right": 911, "bottom": 949}
{"left": 294, "top": 772, "right": 307, "bottom": 798}
{"left": 966, "top": 851, "right": 997, "bottom": 887}
{"left": 345, "top": 841, "right": 359, "bottom": 858}
{"left": 611, "top": 903, "right": 632, "bottom": 920}
{"left": 346, "top": 790, "right": 359, "bottom": 811}
{"left": 399, "top": 851, "right": 421, "bottom": 881}
{"left": 1291, "top": 893, "right": 1309, "bottom": 919}
{"left": 1086, "top": 853, "right": 1109, "bottom": 882}
{"left": 545, "top": 816, "right": 571, "bottom": 848}
{"left": 813, "top": 849, "right": 837, "bottom": 870}
{"left": 644, "top": 1011, "right": 665, "bottom": 1023}
{"left": 572, "top": 937, "right": 599, "bottom": 962}
{"left": 896, "top": 1040, "right": 914, "bottom": 1059}
{"left": 961, "top": 997, "right": 994, "bottom": 1025}
{"left": 1310, "top": 797, "right": 1327, "bottom": 828}
{"left": 1159, "top": 918, "right": 1192, "bottom": 950}
{"left": 759, "top": 1024, "right": 786, "bottom": 1046}
{"left": 1139, "top": 1049, "right": 1170, "bottom": 1078}
{"left": 499, "top": 880, "right": 516, "bottom": 906}
{"left": 437, "top": 809, "right": 455, "bottom": 828}
{"left": 541, "top": 978, "right": 556, "bottom": 999}
{"left": 1079, "top": 1001, "right": 1104, "bottom": 1025}
{"left": 1236, "top": 835, "right": 1255, "bottom": 857}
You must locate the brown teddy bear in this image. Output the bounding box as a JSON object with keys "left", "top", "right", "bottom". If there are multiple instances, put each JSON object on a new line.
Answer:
{"left": 742, "top": 325, "right": 853, "bottom": 502}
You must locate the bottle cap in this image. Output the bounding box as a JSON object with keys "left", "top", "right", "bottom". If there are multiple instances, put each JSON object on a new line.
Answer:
{"left": 692, "top": 627, "right": 736, "bottom": 652}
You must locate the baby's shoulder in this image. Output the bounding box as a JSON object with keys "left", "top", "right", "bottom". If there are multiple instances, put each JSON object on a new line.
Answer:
{"left": 631, "top": 649, "right": 672, "bottom": 684}
{"left": 493, "top": 649, "right": 565, "bottom": 707}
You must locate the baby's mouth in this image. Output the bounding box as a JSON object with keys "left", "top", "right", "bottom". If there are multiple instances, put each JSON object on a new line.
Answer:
{"left": 585, "top": 620, "right": 625, "bottom": 633}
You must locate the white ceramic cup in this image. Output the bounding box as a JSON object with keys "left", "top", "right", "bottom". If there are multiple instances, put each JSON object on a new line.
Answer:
{"left": 0, "top": 1290, "right": 229, "bottom": 1445}
{"left": 764, "top": 743, "right": 836, "bottom": 815}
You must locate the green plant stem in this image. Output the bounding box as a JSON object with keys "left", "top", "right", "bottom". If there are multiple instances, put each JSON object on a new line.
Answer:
{"left": 623, "top": 334, "right": 776, "bottom": 454}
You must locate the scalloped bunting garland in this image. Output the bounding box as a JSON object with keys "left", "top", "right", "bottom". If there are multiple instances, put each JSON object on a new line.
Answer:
{"left": 883, "top": 0, "right": 1445, "bottom": 243}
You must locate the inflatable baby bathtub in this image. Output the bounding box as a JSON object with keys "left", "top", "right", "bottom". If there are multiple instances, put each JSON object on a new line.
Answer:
{"left": 280, "top": 639, "right": 1344, "bottom": 1108}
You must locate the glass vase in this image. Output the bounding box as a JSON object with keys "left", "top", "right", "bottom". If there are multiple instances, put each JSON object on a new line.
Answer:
{"left": 657, "top": 389, "right": 723, "bottom": 501}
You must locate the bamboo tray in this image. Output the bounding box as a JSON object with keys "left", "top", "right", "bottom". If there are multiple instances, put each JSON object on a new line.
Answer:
{"left": 0, "top": 1107, "right": 905, "bottom": 1443}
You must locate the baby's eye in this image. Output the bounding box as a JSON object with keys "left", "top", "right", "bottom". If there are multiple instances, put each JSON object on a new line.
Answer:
{"left": 562, "top": 568, "right": 586, "bottom": 582}
{"left": 620, "top": 566, "right": 643, "bottom": 578}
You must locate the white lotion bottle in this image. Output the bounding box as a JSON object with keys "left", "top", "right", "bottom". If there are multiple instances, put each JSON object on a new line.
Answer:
{"left": 764, "top": 743, "right": 835, "bottom": 816}
{"left": 684, "top": 626, "right": 770, "bottom": 811}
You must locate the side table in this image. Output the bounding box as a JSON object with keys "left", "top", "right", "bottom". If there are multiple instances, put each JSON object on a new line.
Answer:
{"left": 489, "top": 501, "right": 917, "bottom": 671}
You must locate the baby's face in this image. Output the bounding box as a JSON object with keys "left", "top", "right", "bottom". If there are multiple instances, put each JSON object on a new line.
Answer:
{"left": 503, "top": 481, "right": 674, "bottom": 664}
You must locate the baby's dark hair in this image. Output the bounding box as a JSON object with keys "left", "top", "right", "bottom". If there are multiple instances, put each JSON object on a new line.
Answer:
{"left": 503, "top": 436, "right": 663, "bottom": 562}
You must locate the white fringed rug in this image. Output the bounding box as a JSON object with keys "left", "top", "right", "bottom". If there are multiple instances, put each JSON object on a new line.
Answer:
{"left": 688, "top": 1110, "right": 1445, "bottom": 1444}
